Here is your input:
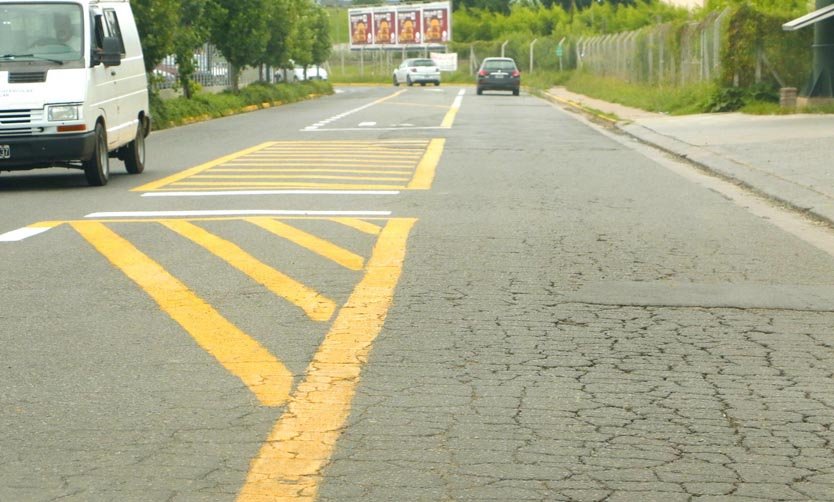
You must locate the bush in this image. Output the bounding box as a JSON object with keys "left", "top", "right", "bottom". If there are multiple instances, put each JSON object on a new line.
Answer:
{"left": 150, "top": 80, "right": 332, "bottom": 129}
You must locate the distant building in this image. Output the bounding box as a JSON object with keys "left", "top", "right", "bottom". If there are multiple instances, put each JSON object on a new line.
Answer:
{"left": 663, "top": 0, "right": 704, "bottom": 8}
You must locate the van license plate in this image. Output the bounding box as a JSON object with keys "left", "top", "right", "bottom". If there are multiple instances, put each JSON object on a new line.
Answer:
{"left": 0, "top": 145, "right": 10, "bottom": 159}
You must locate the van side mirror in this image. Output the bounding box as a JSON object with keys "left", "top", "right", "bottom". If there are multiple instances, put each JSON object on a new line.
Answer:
{"left": 99, "top": 37, "right": 122, "bottom": 67}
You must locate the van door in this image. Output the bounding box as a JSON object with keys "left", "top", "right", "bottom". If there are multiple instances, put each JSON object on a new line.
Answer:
{"left": 88, "top": 9, "right": 120, "bottom": 149}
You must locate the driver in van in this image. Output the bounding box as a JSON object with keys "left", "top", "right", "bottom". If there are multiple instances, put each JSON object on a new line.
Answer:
{"left": 53, "top": 14, "right": 81, "bottom": 52}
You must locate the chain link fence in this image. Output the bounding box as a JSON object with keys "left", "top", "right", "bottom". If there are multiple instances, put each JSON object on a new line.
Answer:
{"left": 576, "top": 10, "right": 729, "bottom": 86}
{"left": 152, "top": 43, "right": 259, "bottom": 93}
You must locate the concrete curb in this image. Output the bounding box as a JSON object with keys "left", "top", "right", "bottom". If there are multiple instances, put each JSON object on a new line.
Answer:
{"left": 541, "top": 90, "right": 834, "bottom": 229}
{"left": 618, "top": 122, "right": 834, "bottom": 228}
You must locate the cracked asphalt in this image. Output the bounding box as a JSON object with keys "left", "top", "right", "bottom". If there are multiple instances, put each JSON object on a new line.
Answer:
{"left": 3, "top": 86, "right": 834, "bottom": 501}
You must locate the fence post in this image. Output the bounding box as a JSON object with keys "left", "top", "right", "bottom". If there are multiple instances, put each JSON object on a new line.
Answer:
{"left": 529, "top": 39, "right": 538, "bottom": 73}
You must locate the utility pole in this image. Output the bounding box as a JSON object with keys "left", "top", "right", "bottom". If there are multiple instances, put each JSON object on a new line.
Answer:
{"left": 809, "top": 0, "right": 834, "bottom": 98}
{"left": 784, "top": 0, "right": 834, "bottom": 104}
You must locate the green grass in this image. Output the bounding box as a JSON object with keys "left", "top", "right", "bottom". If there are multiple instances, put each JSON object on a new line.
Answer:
{"left": 150, "top": 80, "right": 332, "bottom": 130}
{"left": 562, "top": 72, "right": 714, "bottom": 115}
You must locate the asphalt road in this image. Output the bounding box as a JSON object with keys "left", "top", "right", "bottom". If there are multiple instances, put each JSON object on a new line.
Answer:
{"left": 3, "top": 85, "right": 834, "bottom": 501}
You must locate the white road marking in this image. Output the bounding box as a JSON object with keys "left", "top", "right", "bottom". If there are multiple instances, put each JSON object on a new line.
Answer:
{"left": 358, "top": 122, "right": 377, "bottom": 127}
{"left": 304, "top": 90, "right": 406, "bottom": 131}
{"left": 0, "top": 226, "right": 53, "bottom": 242}
{"left": 85, "top": 210, "right": 392, "bottom": 219}
{"left": 305, "top": 126, "right": 447, "bottom": 132}
{"left": 141, "top": 190, "right": 401, "bottom": 197}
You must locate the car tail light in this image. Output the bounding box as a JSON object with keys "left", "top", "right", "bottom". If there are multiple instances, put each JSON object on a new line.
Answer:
{"left": 478, "top": 70, "right": 488, "bottom": 77}
{"left": 410, "top": 68, "right": 417, "bottom": 72}
{"left": 511, "top": 70, "right": 520, "bottom": 78}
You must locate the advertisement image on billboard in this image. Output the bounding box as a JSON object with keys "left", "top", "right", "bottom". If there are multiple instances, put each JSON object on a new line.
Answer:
{"left": 350, "top": 11, "right": 372, "bottom": 46}
{"left": 374, "top": 11, "right": 396, "bottom": 45}
{"left": 396, "top": 9, "right": 421, "bottom": 45}
{"left": 422, "top": 6, "right": 449, "bottom": 44}
{"left": 349, "top": 2, "right": 450, "bottom": 49}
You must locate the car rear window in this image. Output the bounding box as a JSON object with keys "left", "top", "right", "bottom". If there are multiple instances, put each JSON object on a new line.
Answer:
{"left": 412, "top": 59, "right": 435, "bottom": 67}
{"left": 483, "top": 60, "right": 516, "bottom": 71}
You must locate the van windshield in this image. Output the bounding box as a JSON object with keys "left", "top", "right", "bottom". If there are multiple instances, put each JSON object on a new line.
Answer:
{"left": 0, "top": 3, "right": 84, "bottom": 63}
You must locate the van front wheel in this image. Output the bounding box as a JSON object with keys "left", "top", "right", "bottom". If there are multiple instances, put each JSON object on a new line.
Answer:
{"left": 124, "top": 124, "right": 145, "bottom": 174}
{"left": 83, "top": 123, "right": 109, "bottom": 186}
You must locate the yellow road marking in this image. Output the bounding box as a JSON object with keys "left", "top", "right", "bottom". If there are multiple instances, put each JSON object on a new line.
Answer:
{"left": 223, "top": 161, "right": 420, "bottom": 167}
{"left": 30, "top": 221, "right": 63, "bottom": 228}
{"left": 70, "top": 221, "right": 293, "bottom": 407}
{"left": 160, "top": 220, "right": 336, "bottom": 322}
{"left": 192, "top": 174, "right": 411, "bottom": 182}
{"left": 441, "top": 94, "right": 463, "bottom": 128}
{"left": 331, "top": 218, "right": 382, "bottom": 236}
{"left": 237, "top": 218, "right": 416, "bottom": 501}
{"left": 210, "top": 169, "right": 413, "bottom": 175}
{"left": 170, "top": 182, "right": 406, "bottom": 190}
{"left": 133, "top": 142, "right": 275, "bottom": 192}
{"left": 408, "top": 138, "right": 445, "bottom": 190}
{"left": 247, "top": 218, "right": 365, "bottom": 271}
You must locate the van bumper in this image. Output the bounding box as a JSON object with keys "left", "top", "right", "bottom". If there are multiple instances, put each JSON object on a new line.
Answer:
{"left": 0, "top": 132, "right": 97, "bottom": 170}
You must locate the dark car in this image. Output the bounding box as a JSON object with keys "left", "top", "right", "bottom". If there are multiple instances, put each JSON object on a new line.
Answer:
{"left": 476, "top": 57, "right": 521, "bottom": 96}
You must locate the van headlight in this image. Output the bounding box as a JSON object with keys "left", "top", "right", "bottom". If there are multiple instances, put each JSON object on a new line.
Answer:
{"left": 47, "top": 105, "right": 81, "bottom": 122}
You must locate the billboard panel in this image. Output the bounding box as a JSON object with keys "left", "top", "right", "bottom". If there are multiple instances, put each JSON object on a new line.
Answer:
{"left": 350, "top": 11, "right": 372, "bottom": 46}
{"left": 422, "top": 4, "right": 450, "bottom": 44}
{"left": 373, "top": 10, "right": 396, "bottom": 45}
{"left": 396, "top": 9, "right": 421, "bottom": 45}
{"left": 349, "top": 2, "right": 451, "bottom": 50}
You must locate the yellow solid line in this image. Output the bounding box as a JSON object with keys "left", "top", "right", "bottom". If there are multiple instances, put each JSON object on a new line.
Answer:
{"left": 133, "top": 142, "right": 276, "bottom": 192}
{"left": 441, "top": 97, "right": 461, "bottom": 129}
{"left": 237, "top": 218, "right": 416, "bottom": 502}
{"left": 160, "top": 220, "right": 336, "bottom": 322}
{"left": 407, "top": 138, "right": 445, "bottom": 190}
{"left": 247, "top": 218, "right": 365, "bottom": 271}
{"left": 227, "top": 158, "right": 419, "bottom": 165}
{"left": 171, "top": 182, "right": 407, "bottom": 190}
{"left": 210, "top": 169, "right": 413, "bottom": 174}
{"left": 192, "top": 174, "right": 411, "bottom": 182}
{"left": 331, "top": 218, "right": 382, "bottom": 236}
{"left": 70, "top": 221, "right": 293, "bottom": 407}
{"left": 30, "top": 221, "right": 63, "bottom": 228}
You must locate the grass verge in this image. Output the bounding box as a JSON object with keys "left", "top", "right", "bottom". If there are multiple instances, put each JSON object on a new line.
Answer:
{"left": 150, "top": 80, "right": 333, "bottom": 130}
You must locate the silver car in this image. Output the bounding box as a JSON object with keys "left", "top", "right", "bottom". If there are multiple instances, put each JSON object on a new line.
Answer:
{"left": 393, "top": 58, "right": 441, "bottom": 87}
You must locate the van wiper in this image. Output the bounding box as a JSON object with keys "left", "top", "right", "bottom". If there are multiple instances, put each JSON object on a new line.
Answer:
{"left": 0, "top": 53, "right": 64, "bottom": 65}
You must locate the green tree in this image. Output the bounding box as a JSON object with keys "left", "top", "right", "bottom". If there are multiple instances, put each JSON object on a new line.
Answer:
{"left": 210, "top": 0, "right": 272, "bottom": 90}
{"left": 132, "top": 0, "right": 180, "bottom": 71}
{"left": 173, "top": 0, "right": 218, "bottom": 97}
{"left": 311, "top": 7, "right": 332, "bottom": 66}
{"left": 260, "top": 0, "right": 294, "bottom": 80}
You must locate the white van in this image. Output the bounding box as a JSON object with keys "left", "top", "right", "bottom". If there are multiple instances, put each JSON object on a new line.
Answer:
{"left": 0, "top": 0, "right": 150, "bottom": 186}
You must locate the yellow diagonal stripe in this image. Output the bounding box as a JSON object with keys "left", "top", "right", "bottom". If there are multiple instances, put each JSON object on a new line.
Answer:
{"left": 160, "top": 220, "right": 336, "bottom": 322}
{"left": 237, "top": 218, "right": 417, "bottom": 502}
{"left": 247, "top": 218, "right": 365, "bottom": 271}
{"left": 331, "top": 218, "right": 382, "bottom": 236}
{"left": 70, "top": 221, "right": 292, "bottom": 407}
{"left": 408, "top": 138, "right": 445, "bottom": 190}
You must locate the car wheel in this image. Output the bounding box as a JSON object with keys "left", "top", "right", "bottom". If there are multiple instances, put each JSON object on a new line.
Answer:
{"left": 393, "top": 75, "right": 399, "bottom": 86}
{"left": 434, "top": 81, "right": 440, "bottom": 86}
{"left": 83, "top": 122, "right": 110, "bottom": 186}
{"left": 123, "top": 122, "right": 146, "bottom": 174}
{"left": 406, "top": 76, "right": 413, "bottom": 87}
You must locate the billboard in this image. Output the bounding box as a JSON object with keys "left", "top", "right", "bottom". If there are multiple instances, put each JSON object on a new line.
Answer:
{"left": 349, "top": 2, "right": 451, "bottom": 50}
